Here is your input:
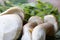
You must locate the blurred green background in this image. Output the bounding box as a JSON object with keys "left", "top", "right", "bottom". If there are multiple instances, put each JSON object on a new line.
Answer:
{"left": 9, "top": 0, "right": 28, "bottom": 4}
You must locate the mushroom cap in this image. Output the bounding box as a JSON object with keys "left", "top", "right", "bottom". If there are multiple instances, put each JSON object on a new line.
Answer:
{"left": 21, "top": 16, "right": 43, "bottom": 40}
{"left": 0, "top": 7, "right": 24, "bottom": 20}
{"left": 28, "top": 16, "right": 43, "bottom": 25}
{"left": 39, "top": 22, "right": 55, "bottom": 36}
{"left": 32, "top": 23, "right": 46, "bottom": 40}
{"left": 44, "top": 15, "right": 58, "bottom": 32}
{"left": 32, "top": 22, "right": 54, "bottom": 40}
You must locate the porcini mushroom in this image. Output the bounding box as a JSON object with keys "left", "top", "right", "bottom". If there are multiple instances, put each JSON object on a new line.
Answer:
{"left": 44, "top": 15, "right": 58, "bottom": 32}
{"left": 32, "top": 22, "right": 54, "bottom": 40}
{"left": 0, "top": 7, "right": 24, "bottom": 40}
{"left": 21, "top": 16, "right": 43, "bottom": 40}
{"left": 32, "top": 15, "right": 58, "bottom": 40}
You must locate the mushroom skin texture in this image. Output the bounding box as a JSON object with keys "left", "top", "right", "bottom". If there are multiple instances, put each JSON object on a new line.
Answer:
{"left": 28, "top": 16, "right": 43, "bottom": 24}
{"left": 21, "top": 16, "right": 43, "bottom": 40}
{"left": 21, "top": 22, "right": 37, "bottom": 40}
{"left": 0, "top": 7, "right": 24, "bottom": 40}
{"left": 44, "top": 15, "right": 58, "bottom": 33}
{"left": 32, "top": 22, "right": 54, "bottom": 40}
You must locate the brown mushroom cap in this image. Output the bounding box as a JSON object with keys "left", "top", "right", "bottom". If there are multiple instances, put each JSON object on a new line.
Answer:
{"left": 40, "top": 22, "right": 55, "bottom": 36}
{"left": 44, "top": 15, "right": 58, "bottom": 32}
{"left": 32, "top": 22, "right": 55, "bottom": 40}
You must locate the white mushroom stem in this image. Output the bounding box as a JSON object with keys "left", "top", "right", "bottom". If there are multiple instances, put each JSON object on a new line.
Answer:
{"left": 21, "top": 22, "right": 37, "bottom": 40}
{"left": 0, "top": 7, "right": 24, "bottom": 40}
{"left": 44, "top": 15, "right": 58, "bottom": 32}
{"left": 0, "top": 7, "right": 24, "bottom": 20}
{"left": 21, "top": 16, "right": 43, "bottom": 40}
{"left": 32, "top": 22, "right": 54, "bottom": 40}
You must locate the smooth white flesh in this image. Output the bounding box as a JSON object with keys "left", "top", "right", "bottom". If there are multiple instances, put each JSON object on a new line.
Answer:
{"left": 21, "top": 23, "right": 33, "bottom": 40}
{"left": 0, "top": 14, "right": 22, "bottom": 40}
{"left": 32, "top": 25, "right": 46, "bottom": 40}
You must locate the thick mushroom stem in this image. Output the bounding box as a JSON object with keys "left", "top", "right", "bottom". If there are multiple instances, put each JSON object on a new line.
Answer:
{"left": 21, "top": 22, "right": 37, "bottom": 40}
{"left": 44, "top": 15, "right": 58, "bottom": 32}
{"left": 0, "top": 7, "right": 24, "bottom": 20}
{"left": 0, "top": 14, "right": 23, "bottom": 40}
{"left": 32, "top": 22, "right": 54, "bottom": 40}
{"left": 0, "top": 7, "right": 24, "bottom": 40}
{"left": 21, "top": 16, "right": 43, "bottom": 40}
